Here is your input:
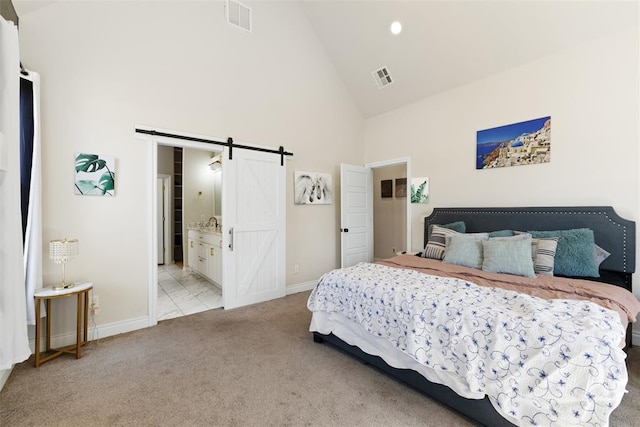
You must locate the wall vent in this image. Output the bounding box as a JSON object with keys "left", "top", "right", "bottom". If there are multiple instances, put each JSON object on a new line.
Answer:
{"left": 372, "top": 67, "right": 393, "bottom": 89}
{"left": 226, "top": 0, "right": 252, "bottom": 33}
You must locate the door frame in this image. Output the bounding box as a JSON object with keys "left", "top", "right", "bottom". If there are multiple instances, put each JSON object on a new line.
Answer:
{"left": 365, "top": 157, "right": 411, "bottom": 254}
{"left": 157, "top": 174, "right": 171, "bottom": 265}
{"left": 140, "top": 126, "right": 288, "bottom": 324}
{"left": 141, "top": 127, "right": 227, "bottom": 327}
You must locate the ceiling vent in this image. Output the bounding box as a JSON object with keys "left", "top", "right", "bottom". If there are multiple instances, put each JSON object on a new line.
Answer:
{"left": 226, "top": 0, "right": 252, "bottom": 33}
{"left": 372, "top": 67, "right": 393, "bottom": 89}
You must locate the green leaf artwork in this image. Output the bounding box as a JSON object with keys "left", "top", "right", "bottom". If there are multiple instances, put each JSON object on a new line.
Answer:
{"left": 410, "top": 177, "right": 429, "bottom": 204}
{"left": 74, "top": 153, "right": 115, "bottom": 196}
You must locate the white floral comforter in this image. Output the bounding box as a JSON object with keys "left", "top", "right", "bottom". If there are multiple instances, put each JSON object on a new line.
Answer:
{"left": 307, "top": 262, "right": 628, "bottom": 427}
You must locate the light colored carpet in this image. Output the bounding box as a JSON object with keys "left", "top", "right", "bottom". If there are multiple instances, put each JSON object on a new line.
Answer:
{"left": 0, "top": 291, "right": 638, "bottom": 426}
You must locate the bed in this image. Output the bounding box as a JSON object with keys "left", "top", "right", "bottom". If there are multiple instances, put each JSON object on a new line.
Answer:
{"left": 308, "top": 206, "right": 639, "bottom": 427}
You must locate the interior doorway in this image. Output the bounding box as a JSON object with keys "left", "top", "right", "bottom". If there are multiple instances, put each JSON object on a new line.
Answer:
{"left": 156, "top": 143, "right": 223, "bottom": 321}
{"left": 340, "top": 157, "right": 411, "bottom": 268}
{"left": 141, "top": 126, "right": 291, "bottom": 325}
{"left": 372, "top": 164, "right": 407, "bottom": 261}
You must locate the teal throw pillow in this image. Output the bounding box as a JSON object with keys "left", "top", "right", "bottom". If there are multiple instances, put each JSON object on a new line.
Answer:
{"left": 526, "top": 229, "right": 598, "bottom": 277}
{"left": 427, "top": 221, "right": 466, "bottom": 240}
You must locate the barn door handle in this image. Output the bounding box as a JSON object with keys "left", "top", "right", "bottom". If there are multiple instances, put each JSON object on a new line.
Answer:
{"left": 228, "top": 227, "right": 234, "bottom": 251}
{"left": 341, "top": 228, "right": 349, "bottom": 232}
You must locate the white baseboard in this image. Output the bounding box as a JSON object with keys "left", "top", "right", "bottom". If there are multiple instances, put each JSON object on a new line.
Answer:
{"left": 0, "top": 367, "right": 12, "bottom": 393}
{"left": 2, "top": 317, "right": 151, "bottom": 393}
{"left": 26, "top": 282, "right": 320, "bottom": 355}
{"left": 286, "top": 280, "right": 317, "bottom": 295}
{"left": 30, "top": 315, "right": 150, "bottom": 353}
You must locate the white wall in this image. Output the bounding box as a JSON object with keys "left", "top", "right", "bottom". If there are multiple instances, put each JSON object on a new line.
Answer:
{"left": 364, "top": 28, "right": 640, "bottom": 299}
{"left": 365, "top": 28, "right": 638, "bottom": 252}
{"left": 18, "top": 1, "right": 363, "bottom": 337}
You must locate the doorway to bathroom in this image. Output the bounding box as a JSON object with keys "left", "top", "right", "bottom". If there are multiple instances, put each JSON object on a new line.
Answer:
{"left": 156, "top": 144, "right": 223, "bottom": 320}
{"left": 141, "top": 126, "right": 289, "bottom": 325}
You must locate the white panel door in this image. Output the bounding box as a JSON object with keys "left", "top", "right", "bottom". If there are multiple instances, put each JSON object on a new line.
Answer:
{"left": 222, "top": 147, "right": 286, "bottom": 309}
{"left": 340, "top": 164, "right": 373, "bottom": 268}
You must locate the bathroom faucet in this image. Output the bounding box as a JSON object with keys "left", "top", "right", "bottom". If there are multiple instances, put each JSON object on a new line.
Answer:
{"left": 208, "top": 217, "right": 218, "bottom": 228}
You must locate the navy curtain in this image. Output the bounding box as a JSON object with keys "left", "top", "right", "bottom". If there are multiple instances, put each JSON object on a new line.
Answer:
{"left": 19, "top": 76, "right": 34, "bottom": 243}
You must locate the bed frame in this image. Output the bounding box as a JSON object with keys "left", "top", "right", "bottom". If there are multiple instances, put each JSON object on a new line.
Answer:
{"left": 313, "top": 206, "right": 636, "bottom": 427}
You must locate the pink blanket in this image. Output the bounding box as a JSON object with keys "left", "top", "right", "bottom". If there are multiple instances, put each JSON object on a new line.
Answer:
{"left": 378, "top": 255, "right": 640, "bottom": 330}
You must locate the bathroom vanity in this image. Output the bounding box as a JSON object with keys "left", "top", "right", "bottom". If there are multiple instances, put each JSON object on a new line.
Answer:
{"left": 187, "top": 228, "right": 222, "bottom": 286}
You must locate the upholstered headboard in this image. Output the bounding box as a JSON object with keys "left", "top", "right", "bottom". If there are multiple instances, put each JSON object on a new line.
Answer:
{"left": 424, "top": 206, "right": 636, "bottom": 275}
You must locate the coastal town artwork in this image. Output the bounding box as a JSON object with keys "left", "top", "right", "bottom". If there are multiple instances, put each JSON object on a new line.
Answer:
{"left": 476, "top": 116, "right": 551, "bottom": 169}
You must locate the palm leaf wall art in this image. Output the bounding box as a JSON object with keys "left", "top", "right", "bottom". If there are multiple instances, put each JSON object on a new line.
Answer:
{"left": 74, "top": 153, "right": 115, "bottom": 196}
{"left": 410, "top": 177, "right": 429, "bottom": 204}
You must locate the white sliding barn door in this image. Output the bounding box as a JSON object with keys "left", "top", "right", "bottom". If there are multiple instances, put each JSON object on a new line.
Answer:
{"left": 222, "top": 147, "right": 286, "bottom": 309}
{"left": 340, "top": 164, "right": 373, "bottom": 268}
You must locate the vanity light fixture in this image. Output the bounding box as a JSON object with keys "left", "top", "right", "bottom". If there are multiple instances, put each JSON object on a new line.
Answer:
{"left": 390, "top": 21, "right": 402, "bottom": 35}
{"left": 209, "top": 155, "right": 222, "bottom": 171}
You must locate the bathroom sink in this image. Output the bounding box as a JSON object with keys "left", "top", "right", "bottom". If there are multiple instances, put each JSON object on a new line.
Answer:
{"left": 201, "top": 227, "right": 222, "bottom": 235}
{"left": 187, "top": 222, "right": 222, "bottom": 234}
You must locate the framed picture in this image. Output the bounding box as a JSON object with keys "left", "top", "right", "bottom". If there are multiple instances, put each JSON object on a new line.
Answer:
{"left": 294, "top": 171, "right": 333, "bottom": 205}
{"left": 74, "top": 153, "right": 115, "bottom": 196}
{"left": 411, "top": 177, "right": 429, "bottom": 204}
{"left": 395, "top": 178, "right": 407, "bottom": 198}
{"left": 381, "top": 179, "right": 393, "bottom": 198}
{"left": 476, "top": 116, "right": 551, "bottom": 169}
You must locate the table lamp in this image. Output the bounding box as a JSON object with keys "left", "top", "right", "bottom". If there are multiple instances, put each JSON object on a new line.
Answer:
{"left": 49, "top": 238, "right": 79, "bottom": 290}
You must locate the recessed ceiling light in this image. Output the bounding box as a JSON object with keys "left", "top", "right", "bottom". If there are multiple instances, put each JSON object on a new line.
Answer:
{"left": 390, "top": 21, "right": 402, "bottom": 35}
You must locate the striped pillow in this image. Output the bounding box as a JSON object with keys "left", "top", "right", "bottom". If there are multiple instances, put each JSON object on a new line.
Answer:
{"left": 423, "top": 225, "right": 461, "bottom": 259}
{"left": 423, "top": 225, "right": 489, "bottom": 260}
{"left": 531, "top": 237, "right": 558, "bottom": 276}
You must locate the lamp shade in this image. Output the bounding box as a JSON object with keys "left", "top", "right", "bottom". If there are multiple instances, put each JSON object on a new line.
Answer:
{"left": 49, "top": 238, "right": 79, "bottom": 290}
{"left": 49, "top": 238, "right": 79, "bottom": 264}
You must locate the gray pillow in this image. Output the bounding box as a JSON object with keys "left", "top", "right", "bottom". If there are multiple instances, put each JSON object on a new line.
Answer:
{"left": 481, "top": 238, "right": 536, "bottom": 278}
{"left": 594, "top": 244, "right": 611, "bottom": 267}
{"left": 442, "top": 235, "right": 484, "bottom": 269}
{"left": 491, "top": 233, "right": 531, "bottom": 241}
{"left": 487, "top": 230, "right": 515, "bottom": 238}
{"left": 423, "top": 226, "right": 487, "bottom": 260}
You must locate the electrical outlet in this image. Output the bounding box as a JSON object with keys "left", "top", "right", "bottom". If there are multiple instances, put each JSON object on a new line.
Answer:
{"left": 91, "top": 296, "right": 100, "bottom": 316}
{"left": 293, "top": 264, "right": 300, "bottom": 274}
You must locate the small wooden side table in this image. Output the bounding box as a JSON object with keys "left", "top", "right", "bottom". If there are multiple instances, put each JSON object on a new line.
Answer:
{"left": 34, "top": 282, "right": 93, "bottom": 367}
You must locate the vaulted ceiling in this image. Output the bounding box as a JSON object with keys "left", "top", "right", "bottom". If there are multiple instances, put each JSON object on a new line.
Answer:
{"left": 12, "top": 0, "right": 639, "bottom": 118}
{"left": 300, "top": 0, "right": 638, "bottom": 118}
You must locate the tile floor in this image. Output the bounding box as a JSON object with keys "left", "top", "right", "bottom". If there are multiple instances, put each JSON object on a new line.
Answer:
{"left": 157, "top": 263, "right": 223, "bottom": 321}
